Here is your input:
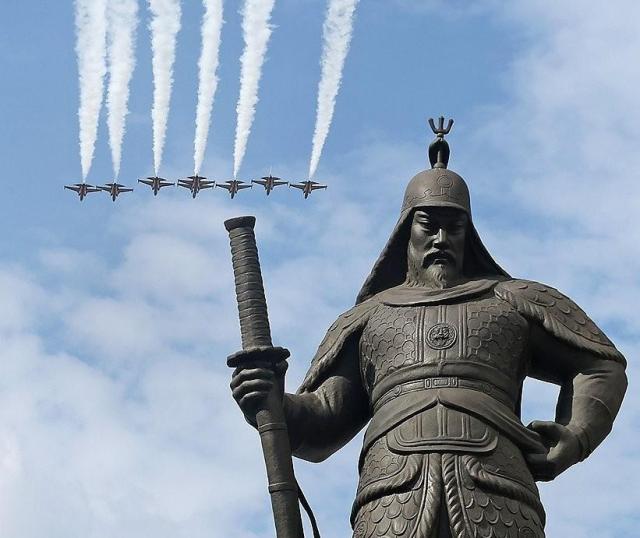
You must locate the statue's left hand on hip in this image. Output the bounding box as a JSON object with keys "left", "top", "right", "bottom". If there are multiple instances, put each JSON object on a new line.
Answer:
{"left": 525, "top": 421, "right": 582, "bottom": 481}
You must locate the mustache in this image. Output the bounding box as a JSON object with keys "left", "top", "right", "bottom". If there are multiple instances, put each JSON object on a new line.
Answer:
{"left": 423, "top": 249, "right": 456, "bottom": 266}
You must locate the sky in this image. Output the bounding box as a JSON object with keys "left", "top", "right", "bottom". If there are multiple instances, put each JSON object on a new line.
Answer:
{"left": 0, "top": 0, "right": 638, "bottom": 536}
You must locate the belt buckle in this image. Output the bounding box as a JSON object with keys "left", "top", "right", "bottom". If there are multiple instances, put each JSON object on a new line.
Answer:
{"left": 431, "top": 377, "right": 458, "bottom": 388}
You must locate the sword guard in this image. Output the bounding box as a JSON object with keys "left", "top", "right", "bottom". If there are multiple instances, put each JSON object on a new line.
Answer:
{"left": 227, "top": 345, "right": 291, "bottom": 368}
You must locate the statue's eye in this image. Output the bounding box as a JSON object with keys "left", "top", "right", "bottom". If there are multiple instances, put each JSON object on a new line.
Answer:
{"left": 420, "top": 221, "right": 437, "bottom": 234}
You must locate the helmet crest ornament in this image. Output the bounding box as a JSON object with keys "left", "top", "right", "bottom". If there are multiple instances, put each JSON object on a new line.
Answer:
{"left": 428, "top": 116, "right": 454, "bottom": 169}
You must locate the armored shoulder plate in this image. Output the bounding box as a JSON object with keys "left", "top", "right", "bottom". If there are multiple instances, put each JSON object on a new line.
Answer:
{"left": 495, "top": 279, "right": 625, "bottom": 364}
{"left": 298, "top": 298, "right": 381, "bottom": 393}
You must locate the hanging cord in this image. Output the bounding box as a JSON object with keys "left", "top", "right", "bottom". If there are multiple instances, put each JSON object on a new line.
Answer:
{"left": 297, "top": 480, "right": 321, "bottom": 538}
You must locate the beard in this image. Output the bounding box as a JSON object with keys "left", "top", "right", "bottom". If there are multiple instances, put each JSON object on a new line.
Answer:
{"left": 406, "top": 254, "right": 460, "bottom": 289}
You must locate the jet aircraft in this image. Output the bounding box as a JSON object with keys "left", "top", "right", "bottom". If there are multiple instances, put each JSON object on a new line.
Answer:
{"left": 177, "top": 175, "right": 215, "bottom": 198}
{"left": 65, "top": 183, "right": 100, "bottom": 201}
{"left": 139, "top": 176, "right": 174, "bottom": 195}
{"left": 99, "top": 182, "right": 134, "bottom": 201}
{"left": 290, "top": 180, "right": 327, "bottom": 199}
{"left": 217, "top": 180, "right": 252, "bottom": 199}
{"left": 252, "top": 174, "right": 288, "bottom": 195}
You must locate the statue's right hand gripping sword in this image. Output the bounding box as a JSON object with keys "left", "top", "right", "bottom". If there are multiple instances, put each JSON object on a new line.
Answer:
{"left": 225, "top": 216, "right": 304, "bottom": 538}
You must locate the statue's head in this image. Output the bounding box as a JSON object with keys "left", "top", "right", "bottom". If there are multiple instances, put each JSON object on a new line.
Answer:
{"left": 356, "top": 118, "right": 508, "bottom": 304}
{"left": 401, "top": 159, "right": 471, "bottom": 289}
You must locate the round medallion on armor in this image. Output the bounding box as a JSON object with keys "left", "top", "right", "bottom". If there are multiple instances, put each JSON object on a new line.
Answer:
{"left": 426, "top": 322, "right": 458, "bottom": 349}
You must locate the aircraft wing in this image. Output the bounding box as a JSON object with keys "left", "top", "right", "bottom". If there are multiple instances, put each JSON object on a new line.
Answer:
{"left": 119, "top": 188, "right": 134, "bottom": 193}
{"left": 159, "top": 181, "right": 174, "bottom": 187}
{"left": 273, "top": 180, "right": 288, "bottom": 186}
{"left": 252, "top": 179, "right": 267, "bottom": 186}
{"left": 217, "top": 183, "right": 231, "bottom": 191}
{"left": 238, "top": 184, "right": 252, "bottom": 190}
{"left": 311, "top": 184, "right": 327, "bottom": 191}
{"left": 200, "top": 181, "right": 215, "bottom": 188}
{"left": 289, "top": 183, "right": 305, "bottom": 190}
{"left": 177, "top": 180, "right": 193, "bottom": 189}
{"left": 64, "top": 185, "right": 81, "bottom": 192}
{"left": 138, "top": 179, "right": 154, "bottom": 186}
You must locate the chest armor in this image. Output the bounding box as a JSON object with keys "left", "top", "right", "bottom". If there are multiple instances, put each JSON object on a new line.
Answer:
{"left": 360, "top": 294, "right": 530, "bottom": 397}
{"left": 360, "top": 294, "right": 532, "bottom": 453}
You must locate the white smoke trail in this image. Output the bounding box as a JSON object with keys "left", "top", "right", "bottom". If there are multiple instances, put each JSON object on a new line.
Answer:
{"left": 148, "top": 0, "right": 182, "bottom": 175}
{"left": 233, "top": 0, "right": 276, "bottom": 178}
{"left": 308, "top": 0, "right": 359, "bottom": 180}
{"left": 106, "top": 0, "right": 139, "bottom": 178}
{"left": 193, "top": 0, "right": 224, "bottom": 176}
{"left": 75, "top": 0, "right": 108, "bottom": 180}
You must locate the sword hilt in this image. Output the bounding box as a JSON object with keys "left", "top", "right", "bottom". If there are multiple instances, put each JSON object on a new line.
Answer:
{"left": 225, "top": 216, "right": 273, "bottom": 348}
{"left": 225, "top": 216, "right": 289, "bottom": 367}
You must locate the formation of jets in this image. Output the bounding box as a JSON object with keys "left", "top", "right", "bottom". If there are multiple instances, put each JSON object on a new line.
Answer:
{"left": 65, "top": 174, "right": 327, "bottom": 201}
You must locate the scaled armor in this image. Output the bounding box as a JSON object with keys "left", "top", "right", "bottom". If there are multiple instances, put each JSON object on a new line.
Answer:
{"left": 285, "top": 279, "right": 625, "bottom": 538}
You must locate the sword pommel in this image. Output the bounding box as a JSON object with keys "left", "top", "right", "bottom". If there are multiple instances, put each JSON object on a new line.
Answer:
{"left": 224, "top": 215, "right": 256, "bottom": 232}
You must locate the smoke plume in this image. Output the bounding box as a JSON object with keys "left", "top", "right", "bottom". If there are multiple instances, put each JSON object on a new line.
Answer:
{"left": 75, "top": 0, "right": 108, "bottom": 180}
{"left": 106, "top": 0, "right": 139, "bottom": 178}
{"left": 193, "top": 0, "right": 224, "bottom": 176}
{"left": 308, "top": 0, "right": 359, "bottom": 180}
{"left": 148, "top": 0, "right": 182, "bottom": 175}
{"left": 233, "top": 0, "right": 276, "bottom": 178}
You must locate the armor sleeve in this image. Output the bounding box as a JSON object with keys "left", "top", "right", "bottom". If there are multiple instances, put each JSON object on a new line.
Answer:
{"left": 297, "top": 298, "right": 379, "bottom": 392}
{"left": 284, "top": 300, "right": 379, "bottom": 462}
{"left": 528, "top": 324, "right": 627, "bottom": 460}
{"left": 495, "top": 279, "right": 625, "bottom": 364}
{"left": 284, "top": 331, "right": 371, "bottom": 462}
{"left": 496, "top": 279, "right": 627, "bottom": 460}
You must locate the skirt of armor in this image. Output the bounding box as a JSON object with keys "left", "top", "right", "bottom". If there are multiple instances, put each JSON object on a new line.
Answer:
{"left": 351, "top": 434, "right": 546, "bottom": 538}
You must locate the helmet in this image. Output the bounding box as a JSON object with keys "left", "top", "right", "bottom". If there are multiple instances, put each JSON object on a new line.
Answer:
{"left": 355, "top": 118, "right": 508, "bottom": 304}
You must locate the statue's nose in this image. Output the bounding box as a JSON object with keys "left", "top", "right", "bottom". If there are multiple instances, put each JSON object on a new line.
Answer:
{"left": 434, "top": 228, "right": 448, "bottom": 247}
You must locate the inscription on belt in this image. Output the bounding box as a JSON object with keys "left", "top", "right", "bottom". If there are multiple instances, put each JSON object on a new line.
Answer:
{"left": 426, "top": 322, "right": 457, "bottom": 350}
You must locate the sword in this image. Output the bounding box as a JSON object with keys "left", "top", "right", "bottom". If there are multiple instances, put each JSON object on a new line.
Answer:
{"left": 225, "top": 216, "right": 304, "bottom": 538}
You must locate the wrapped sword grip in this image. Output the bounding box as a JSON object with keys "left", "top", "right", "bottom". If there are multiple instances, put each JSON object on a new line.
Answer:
{"left": 225, "top": 216, "right": 274, "bottom": 349}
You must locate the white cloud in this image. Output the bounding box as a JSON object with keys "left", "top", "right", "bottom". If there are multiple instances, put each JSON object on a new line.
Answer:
{"left": 0, "top": 263, "right": 271, "bottom": 537}
{"left": 0, "top": 269, "right": 43, "bottom": 334}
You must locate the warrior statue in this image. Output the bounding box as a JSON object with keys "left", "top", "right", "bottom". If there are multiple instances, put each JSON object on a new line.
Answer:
{"left": 229, "top": 118, "right": 627, "bottom": 537}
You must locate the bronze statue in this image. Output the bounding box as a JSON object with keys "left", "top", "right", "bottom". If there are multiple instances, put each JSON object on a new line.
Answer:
{"left": 228, "top": 118, "right": 627, "bottom": 537}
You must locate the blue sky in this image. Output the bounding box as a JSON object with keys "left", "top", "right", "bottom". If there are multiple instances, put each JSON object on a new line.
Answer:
{"left": 0, "top": 1, "right": 638, "bottom": 537}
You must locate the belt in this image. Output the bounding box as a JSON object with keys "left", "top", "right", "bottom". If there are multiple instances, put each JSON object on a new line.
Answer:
{"left": 372, "top": 376, "right": 515, "bottom": 413}
{"left": 370, "top": 363, "right": 519, "bottom": 405}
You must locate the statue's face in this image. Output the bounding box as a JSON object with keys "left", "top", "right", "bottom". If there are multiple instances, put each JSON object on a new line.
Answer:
{"left": 406, "top": 207, "right": 467, "bottom": 288}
